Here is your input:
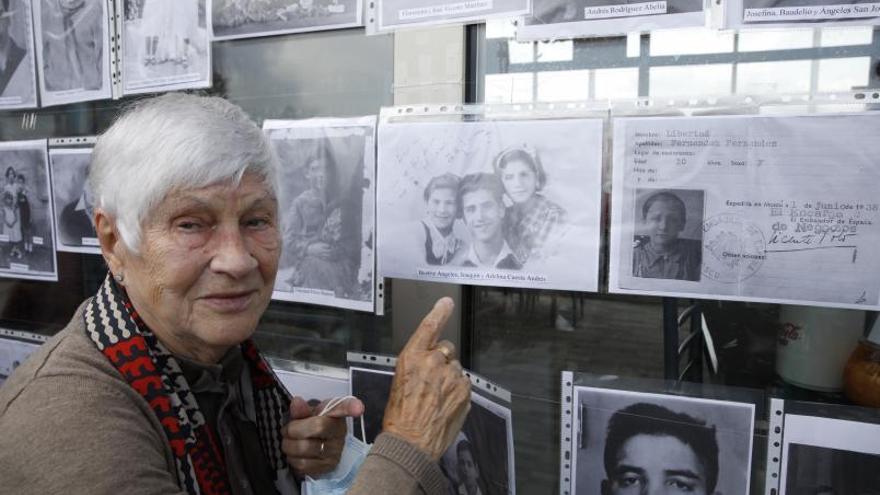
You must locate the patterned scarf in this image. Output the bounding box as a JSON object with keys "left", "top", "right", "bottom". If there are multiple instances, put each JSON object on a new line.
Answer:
{"left": 83, "top": 275, "right": 292, "bottom": 495}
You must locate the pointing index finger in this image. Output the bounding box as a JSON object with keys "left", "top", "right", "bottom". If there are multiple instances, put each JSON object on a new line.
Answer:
{"left": 403, "top": 297, "right": 454, "bottom": 353}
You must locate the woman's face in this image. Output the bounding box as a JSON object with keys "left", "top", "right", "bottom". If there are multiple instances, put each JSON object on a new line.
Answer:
{"left": 500, "top": 159, "right": 538, "bottom": 204}
{"left": 426, "top": 187, "right": 457, "bottom": 231}
{"left": 118, "top": 173, "right": 281, "bottom": 363}
{"left": 5, "top": 169, "right": 15, "bottom": 182}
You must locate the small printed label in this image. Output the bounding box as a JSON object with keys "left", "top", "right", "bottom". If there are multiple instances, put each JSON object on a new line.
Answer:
{"left": 32, "top": 237, "right": 43, "bottom": 246}
{"left": 9, "top": 263, "right": 29, "bottom": 272}
{"left": 744, "top": 2, "right": 880, "bottom": 22}
{"left": 327, "top": 4, "right": 345, "bottom": 13}
{"left": 0, "top": 235, "right": 9, "bottom": 243}
{"left": 399, "top": 0, "right": 493, "bottom": 20}
{"left": 584, "top": 1, "right": 666, "bottom": 19}
{"left": 82, "top": 237, "right": 99, "bottom": 246}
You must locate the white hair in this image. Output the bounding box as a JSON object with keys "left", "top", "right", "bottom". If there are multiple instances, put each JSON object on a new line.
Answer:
{"left": 89, "top": 93, "right": 279, "bottom": 252}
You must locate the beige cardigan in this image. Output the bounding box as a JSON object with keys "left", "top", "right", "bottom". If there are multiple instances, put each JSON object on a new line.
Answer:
{"left": 0, "top": 303, "right": 448, "bottom": 495}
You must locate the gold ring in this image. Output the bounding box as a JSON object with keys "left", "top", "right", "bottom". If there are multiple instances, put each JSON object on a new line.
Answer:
{"left": 437, "top": 345, "right": 452, "bottom": 363}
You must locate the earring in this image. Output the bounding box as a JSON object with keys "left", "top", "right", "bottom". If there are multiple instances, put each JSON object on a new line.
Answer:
{"left": 114, "top": 273, "right": 124, "bottom": 283}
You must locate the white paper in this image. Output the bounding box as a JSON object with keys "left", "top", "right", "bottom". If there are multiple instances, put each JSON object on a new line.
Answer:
{"left": 378, "top": 118, "right": 603, "bottom": 292}
{"left": 0, "top": 0, "right": 38, "bottom": 109}
{"left": 33, "top": 0, "right": 112, "bottom": 107}
{"left": 517, "top": 0, "right": 705, "bottom": 40}
{"left": 569, "top": 386, "right": 755, "bottom": 495}
{"left": 349, "top": 366, "right": 516, "bottom": 494}
{"left": 779, "top": 414, "right": 880, "bottom": 495}
{"left": 720, "top": 0, "right": 880, "bottom": 28}
{"left": 609, "top": 113, "right": 880, "bottom": 309}
{"left": 49, "top": 147, "right": 99, "bottom": 255}
{"left": 0, "top": 336, "right": 41, "bottom": 384}
{"left": 120, "top": 0, "right": 212, "bottom": 95}
{"left": 273, "top": 368, "right": 350, "bottom": 404}
{"left": 212, "top": 0, "right": 363, "bottom": 41}
{"left": 265, "top": 117, "right": 376, "bottom": 312}
{"left": 0, "top": 140, "right": 57, "bottom": 282}
{"left": 376, "top": 0, "right": 530, "bottom": 31}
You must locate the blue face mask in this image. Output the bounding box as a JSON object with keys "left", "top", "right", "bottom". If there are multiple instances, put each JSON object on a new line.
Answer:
{"left": 301, "top": 434, "right": 371, "bottom": 495}
{"left": 301, "top": 396, "right": 371, "bottom": 495}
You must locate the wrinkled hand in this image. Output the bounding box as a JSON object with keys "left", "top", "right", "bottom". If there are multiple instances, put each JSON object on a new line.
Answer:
{"left": 382, "top": 298, "right": 471, "bottom": 460}
{"left": 281, "top": 396, "right": 364, "bottom": 478}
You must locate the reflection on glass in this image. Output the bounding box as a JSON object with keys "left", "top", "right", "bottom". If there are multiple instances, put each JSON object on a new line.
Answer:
{"left": 817, "top": 57, "right": 871, "bottom": 92}
{"left": 627, "top": 32, "right": 641, "bottom": 58}
{"left": 595, "top": 68, "right": 639, "bottom": 100}
{"left": 508, "top": 40, "right": 535, "bottom": 64}
{"left": 537, "top": 70, "right": 589, "bottom": 101}
{"left": 649, "top": 27, "right": 734, "bottom": 57}
{"left": 537, "top": 40, "right": 574, "bottom": 63}
{"left": 819, "top": 26, "right": 874, "bottom": 48}
{"left": 738, "top": 28, "right": 814, "bottom": 52}
{"left": 485, "top": 73, "right": 535, "bottom": 103}
{"left": 649, "top": 64, "right": 732, "bottom": 97}
{"left": 737, "top": 60, "right": 811, "bottom": 94}
{"left": 485, "top": 18, "right": 516, "bottom": 39}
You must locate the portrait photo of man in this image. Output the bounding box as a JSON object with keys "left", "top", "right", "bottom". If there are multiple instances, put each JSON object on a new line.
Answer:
{"left": 39, "top": 0, "right": 105, "bottom": 92}
{"left": 452, "top": 173, "right": 521, "bottom": 270}
{"left": 601, "top": 403, "right": 720, "bottom": 495}
{"left": 632, "top": 189, "right": 704, "bottom": 282}
{"left": 50, "top": 148, "right": 97, "bottom": 252}
{"left": 571, "top": 387, "right": 754, "bottom": 495}
{"left": 0, "top": 0, "right": 37, "bottom": 107}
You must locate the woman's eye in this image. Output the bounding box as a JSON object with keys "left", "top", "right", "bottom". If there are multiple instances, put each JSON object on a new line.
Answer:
{"left": 175, "top": 220, "right": 206, "bottom": 232}
{"left": 245, "top": 217, "right": 271, "bottom": 229}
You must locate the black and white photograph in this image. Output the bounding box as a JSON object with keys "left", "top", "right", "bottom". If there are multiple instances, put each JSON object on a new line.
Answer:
{"left": 49, "top": 147, "right": 98, "bottom": 254}
{"left": 721, "top": 0, "right": 880, "bottom": 28}
{"left": 778, "top": 414, "right": 880, "bottom": 495}
{"left": 517, "top": 0, "right": 705, "bottom": 40}
{"left": 0, "top": 140, "right": 57, "bottom": 282}
{"left": 376, "top": 0, "right": 530, "bottom": 31}
{"left": 264, "top": 117, "right": 375, "bottom": 312}
{"left": 570, "top": 387, "right": 755, "bottom": 495}
{"left": 0, "top": 0, "right": 38, "bottom": 109}
{"left": 350, "top": 367, "right": 516, "bottom": 494}
{"left": 212, "top": 0, "right": 363, "bottom": 41}
{"left": 610, "top": 113, "right": 880, "bottom": 309}
{"left": 378, "top": 118, "right": 603, "bottom": 292}
{"left": 33, "top": 0, "right": 111, "bottom": 107}
{"left": 632, "top": 188, "right": 704, "bottom": 282}
{"left": 121, "top": 0, "right": 211, "bottom": 94}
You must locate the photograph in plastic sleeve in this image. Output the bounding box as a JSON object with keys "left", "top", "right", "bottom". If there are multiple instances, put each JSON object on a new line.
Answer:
{"left": 376, "top": 0, "right": 530, "bottom": 31}
{"left": 0, "top": 141, "right": 57, "bottom": 281}
{"left": 273, "top": 368, "right": 349, "bottom": 408}
{"left": 33, "top": 0, "right": 112, "bottom": 106}
{"left": 723, "top": 0, "right": 880, "bottom": 28}
{"left": 517, "top": 0, "right": 705, "bottom": 40}
{"left": 378, "top": 118, "right": 604, "bottom": 292}
{"left": 212, "top": 0, "right": 362, "bottom": 41}
{"left": 609, "top": 113, "right": 880, "bottom": 309}
{"left": 0, "top": 336, "right": 41, "bottom": 386}
{"left": 779, "top": 413, "right": 880, "bottom": 495}
{"left": 121, "top": 0, "right": 211, "bottom": 95}
{"left": 0, "top": 0, "right": 38, "bottom": 109}
{"left": 265, "top": 117, "right": 375, "bottom": 312}
{"left": 350, "top": 367, "right": 516, "bottom": 495}
{"left": 49, "top": 147, "right": 98, "bottom": 254}
{"left": 570, "top": 386, "right": 755, "bottom": 495}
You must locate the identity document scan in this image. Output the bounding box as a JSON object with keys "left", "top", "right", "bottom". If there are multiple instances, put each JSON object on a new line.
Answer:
{"left": 609, "top": 112, "right": 880, "bottom": 309}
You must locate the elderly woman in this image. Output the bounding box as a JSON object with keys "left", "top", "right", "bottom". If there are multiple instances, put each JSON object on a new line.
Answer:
{"left": 0, "top": 94, "right": 471, "bottom": 494}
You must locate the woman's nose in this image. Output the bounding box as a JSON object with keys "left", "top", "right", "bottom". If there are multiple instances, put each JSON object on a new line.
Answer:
{"left": 210, "top": 227, "right": 258, "bottom": 278}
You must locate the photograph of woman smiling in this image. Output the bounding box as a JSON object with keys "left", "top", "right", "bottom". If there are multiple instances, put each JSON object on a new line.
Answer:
{"left": 493, "top": 147, "right": 567, "bottom": 266}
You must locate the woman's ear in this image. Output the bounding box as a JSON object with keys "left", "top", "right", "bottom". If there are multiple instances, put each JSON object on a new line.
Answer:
{"left": 94, "top": 209, "right": 126, "bottom": 275}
